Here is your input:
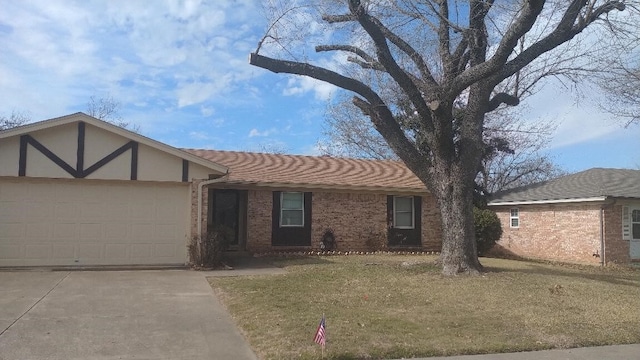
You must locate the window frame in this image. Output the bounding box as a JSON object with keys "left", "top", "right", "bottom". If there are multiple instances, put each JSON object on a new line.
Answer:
{"left": 279, "top": 192, "right": 304, "bottom": 227}
{"left": 632, "top": 208, "right": 640, "bottom": 240}
{"left": 393, "top": 196, "right": 415, "bottom": 229}
{"left": 510, "top": 208, "right": 520, "bottom": 228}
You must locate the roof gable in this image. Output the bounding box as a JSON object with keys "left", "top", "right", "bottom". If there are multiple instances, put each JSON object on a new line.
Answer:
{"left": 489, "top": 168, "right": 640, "bottom": 205}
{"left": 186, "top": 149, "right": 428, "bottom": 192}
{"left": 0, "top": 113, "right": 228, "bottom": 176}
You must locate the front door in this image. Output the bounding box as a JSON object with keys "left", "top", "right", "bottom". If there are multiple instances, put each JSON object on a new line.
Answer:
{"left": 211, "top": 190, "right": 239, "bottom": 247}
{"left": 631, "top": 208, "right": 640, "bottom": 260}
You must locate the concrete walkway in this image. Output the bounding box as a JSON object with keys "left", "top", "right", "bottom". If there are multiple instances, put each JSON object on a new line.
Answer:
{"left": 402, "top": 344, "right": 640, "bottom": 360}
{"left": 0, "top": 270, "right": 257, "bottom": 360}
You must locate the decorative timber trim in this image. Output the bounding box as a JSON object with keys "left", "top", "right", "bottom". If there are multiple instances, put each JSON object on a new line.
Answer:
{"left": 182, "top": 159, "right": 189, "bottom": 182}
{"left": 18, "top": 121, "right": 139, "bottom": 180}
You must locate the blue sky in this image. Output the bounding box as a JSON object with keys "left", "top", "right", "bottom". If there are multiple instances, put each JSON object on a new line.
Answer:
{"left": 1, "top": 0, "right": 638, "bottom": 173}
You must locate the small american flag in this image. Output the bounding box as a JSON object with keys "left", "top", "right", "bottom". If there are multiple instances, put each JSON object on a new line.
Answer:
{"left": 314, "top": 314, "right": 326, "bottom": 347}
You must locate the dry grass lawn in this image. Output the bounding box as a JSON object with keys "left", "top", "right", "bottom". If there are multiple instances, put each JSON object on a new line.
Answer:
{"left": 208, "top": 255, "right": 640, "bottom": 360}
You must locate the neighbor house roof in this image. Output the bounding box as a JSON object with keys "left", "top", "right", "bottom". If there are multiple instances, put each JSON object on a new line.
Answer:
{"left": 488, "top": 168, "right": 640, "bottom": 205}
{"left": 0, "top": 113, "right": 228, "bottom": 175}
{"left": 185, "top": 149, "right": 428, "bottom": 193}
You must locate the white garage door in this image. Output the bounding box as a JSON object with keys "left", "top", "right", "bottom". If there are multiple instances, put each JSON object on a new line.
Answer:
{"left": 0, "top": 178, "right": 190, "bottom": 267}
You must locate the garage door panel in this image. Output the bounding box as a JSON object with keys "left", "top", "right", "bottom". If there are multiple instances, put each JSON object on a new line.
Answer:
{"left": 25, "top": 201, "right": 53, "bottom": 220}
{"left": 0, "top": 182, "right": 26, "bottom": 201}
{"left": 54, "top": 182, "right": 80, "bottom": 200}
{"left": 154, "top": 244, "right": 178, "bottom": 258}
{"left": 79, "top": 223, "right": 103, "bottom": 240}
{"left": 25, "top": 223, "right": 52, "bottom": 239}
{"left": 80, "top": 203, "right": 106, "bottom": 221}
{"left": 0, "top": 201, "right": 25, "bottom": 221}
{"left": 78, "top": 244, "right": 103, "bottom": 259}
{"left": 54, "top": 203, "right": 79, "bottom": 221}
{"left": 131, "top": 244, "right": 152, "bottom": 258}
{"left": 25, "top": 244, "right": 52, "bottom": 259}
{"left": 53, "top": 223, "right": 78, "bottom": 240}
{"left": 105, "top": 244, "right": 128, "bottom": 259}
{"left": 52, "top": 244, "right": 75, "bottom": 259}
{"left": 0, "top": 223, "right": 24, "bottom": 239}
{"left": 0, "top": 245, "right": 23, "bottom": 259}
{"left": 0, "top": 179, "right": 189, "bottom": 267}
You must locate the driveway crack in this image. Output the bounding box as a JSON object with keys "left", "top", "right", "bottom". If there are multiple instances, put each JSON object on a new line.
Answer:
{"left": 0, "top": 272, "right": 70, "bottom": 337}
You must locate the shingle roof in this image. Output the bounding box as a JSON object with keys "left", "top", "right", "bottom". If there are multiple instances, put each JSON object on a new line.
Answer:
{"left": 185, "top": 149, "right": 427, "bottom": 192}
{"left": 489, "top": 168, "right": 640, "bottom": 205}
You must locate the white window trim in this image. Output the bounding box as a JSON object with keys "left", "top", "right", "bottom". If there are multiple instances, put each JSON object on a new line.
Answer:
{"left": 280, "top": 192, "right": 304, "bottom": 228}
{"left": 622, "top": 206, "right": 631, "bottom": 240}
{"left": 510, "top": 208, "right": 519, "bottom": 228}
{"left": 393, "top": 196, "right": 415, "bottom": 229}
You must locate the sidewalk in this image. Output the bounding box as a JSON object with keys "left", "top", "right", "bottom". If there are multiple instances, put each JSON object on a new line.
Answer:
{"left": 406, "top": 344, "right": 640, "bottom": 360}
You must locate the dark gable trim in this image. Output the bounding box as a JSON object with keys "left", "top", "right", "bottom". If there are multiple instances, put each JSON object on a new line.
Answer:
{"left": 16, "top": 121, "right": 139, "bottom": 180}
{"left": 130, "top": 141, "right": 138, "bottom": 180}
{"left": 23, "top": 134, "right": 78, "bottom": 177}
{"left": 18, "top": 135, "right": 28, "bottom": 176}
{"left": 76, "top": 121, "right": 85, "bottom": 173}
{"left": 82, "top": 141, "right": 137, "bottom": 178}
{"left": 182, "top": 159, "right": 189, "bottom": 182}
{"left": 271, "top": 191, "right": 312, "bottom": 246}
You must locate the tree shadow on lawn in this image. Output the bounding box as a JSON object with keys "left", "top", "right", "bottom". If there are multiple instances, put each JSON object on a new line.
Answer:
{"left": 483, "top": 261, "right": 640, "bottom": 288}
{"left": 247, "top": 255, "right": 335, "bottom": 268}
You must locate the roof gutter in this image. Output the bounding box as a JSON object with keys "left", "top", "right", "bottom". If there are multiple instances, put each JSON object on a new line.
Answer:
{"left": 488, "top": 196, "right": 607, "bottom": 206}
{"left": 197, "top": 174, "right": 229, "bottom": 238}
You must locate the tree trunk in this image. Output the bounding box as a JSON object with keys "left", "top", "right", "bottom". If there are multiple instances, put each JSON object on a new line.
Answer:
{"left": 432, "top": 164, "right": 483, "bottom": 275}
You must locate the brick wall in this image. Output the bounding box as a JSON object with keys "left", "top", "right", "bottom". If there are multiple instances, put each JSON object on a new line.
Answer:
{"left": 190, "top": 180, "right": 208, "bottom": 239}
{"left": 311, "top": 192, "right": 387, "bottom": 251}
{"left": 243, "top": 189, "right": 443, "bottom": 253}
{"left": 245, "top": 189, "right": 273, "bottom": 253}
{"left": 495, "top": 204, "right": 603, "bottom": 264}
{"left": 603, "top": 204, "right": 630, "bottom": 264}
{"left": 421, "top": 194, "right": 443, "bottom": 251}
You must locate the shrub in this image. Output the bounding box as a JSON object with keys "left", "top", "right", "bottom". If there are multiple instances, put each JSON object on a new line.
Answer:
{"left": 473, "top": 207, "right": 502, "bottom": 256}
{"left": 188, "top": 225, "right": 233, "bottom": 269}
{"left": 364, "top": 227, "right": 388, "bottom": 251}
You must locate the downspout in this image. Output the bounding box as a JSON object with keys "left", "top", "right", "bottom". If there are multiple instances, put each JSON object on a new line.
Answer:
{"left": 197, "top": 173, "right": 229, "bottom": 238}
{"left": 599, "top": 205, "right": 605, "bottom": 266}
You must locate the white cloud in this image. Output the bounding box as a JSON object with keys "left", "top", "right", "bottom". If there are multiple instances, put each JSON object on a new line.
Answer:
{"left": 283, "top": 76, "right": 337, "bottom": 101}
{"left": 517, "top": 78, "right": 624, "bottom": 150}
{"left": 200, "top": 106, "right": 215, "bottom": 117}
{"left": 248, "top": 128, "right": 277, "bottom": 138}
{"left": 189, "top": 131, "right": 212, "bottom": 140}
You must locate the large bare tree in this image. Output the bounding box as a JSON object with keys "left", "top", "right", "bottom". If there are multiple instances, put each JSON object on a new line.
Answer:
{"left": 0, "top": 110, "right": 30, "bottom": 131}
{"left": 250, "top": 0, "right": 633, "bottom": 275}
{"left": 87, "top": 95, "right": 140, "bottom": 132}
{"left": 319, "top": 94, "right": 565, "bottom": 195}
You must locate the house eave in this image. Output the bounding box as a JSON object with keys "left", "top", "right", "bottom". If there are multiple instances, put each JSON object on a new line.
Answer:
{"left": 208, "top": 179, "right": 430, "bottom": 195}
{"left": 488, "top": 196, "right": 608, "bottom": 206}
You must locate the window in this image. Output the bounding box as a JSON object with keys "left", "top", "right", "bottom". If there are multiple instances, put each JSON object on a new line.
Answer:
{"left": 633, "top": 209, "right": 640, "bottom": 240}
{"left": 393, "top": 196, "right": 414, "bottom": 229}
{"left": 510, "top": 208, "right": 519, "bottom": 228}
{"left": 280, "top": 192, "right": 304, "bottom": 227}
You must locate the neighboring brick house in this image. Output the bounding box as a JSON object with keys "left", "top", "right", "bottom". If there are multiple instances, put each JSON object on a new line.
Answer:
{"left": 186, "top": 150, "right": 443, "bottom": 254}
{"left": 488, "top": 168, "right": 640, "bottom": 265}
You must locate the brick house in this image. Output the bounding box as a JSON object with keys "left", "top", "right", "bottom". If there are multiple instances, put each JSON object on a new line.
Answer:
{"left": 186, "top": 149, "right": 442, "bottom": 254}
{"left": 488, "top": 168, "right": 640, "bottom": 265}
{"left": 0, "top": 113, "right": 441, "bottom": 267}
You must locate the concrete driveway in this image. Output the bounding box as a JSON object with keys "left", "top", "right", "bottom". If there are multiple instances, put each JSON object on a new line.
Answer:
{"left": 0, "top": 270, "right": 257, "bottom": 360}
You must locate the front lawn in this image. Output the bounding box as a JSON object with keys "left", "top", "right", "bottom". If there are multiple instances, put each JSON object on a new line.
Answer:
{"left": 208, "top": 255, "right": 640, "bottom": 360}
